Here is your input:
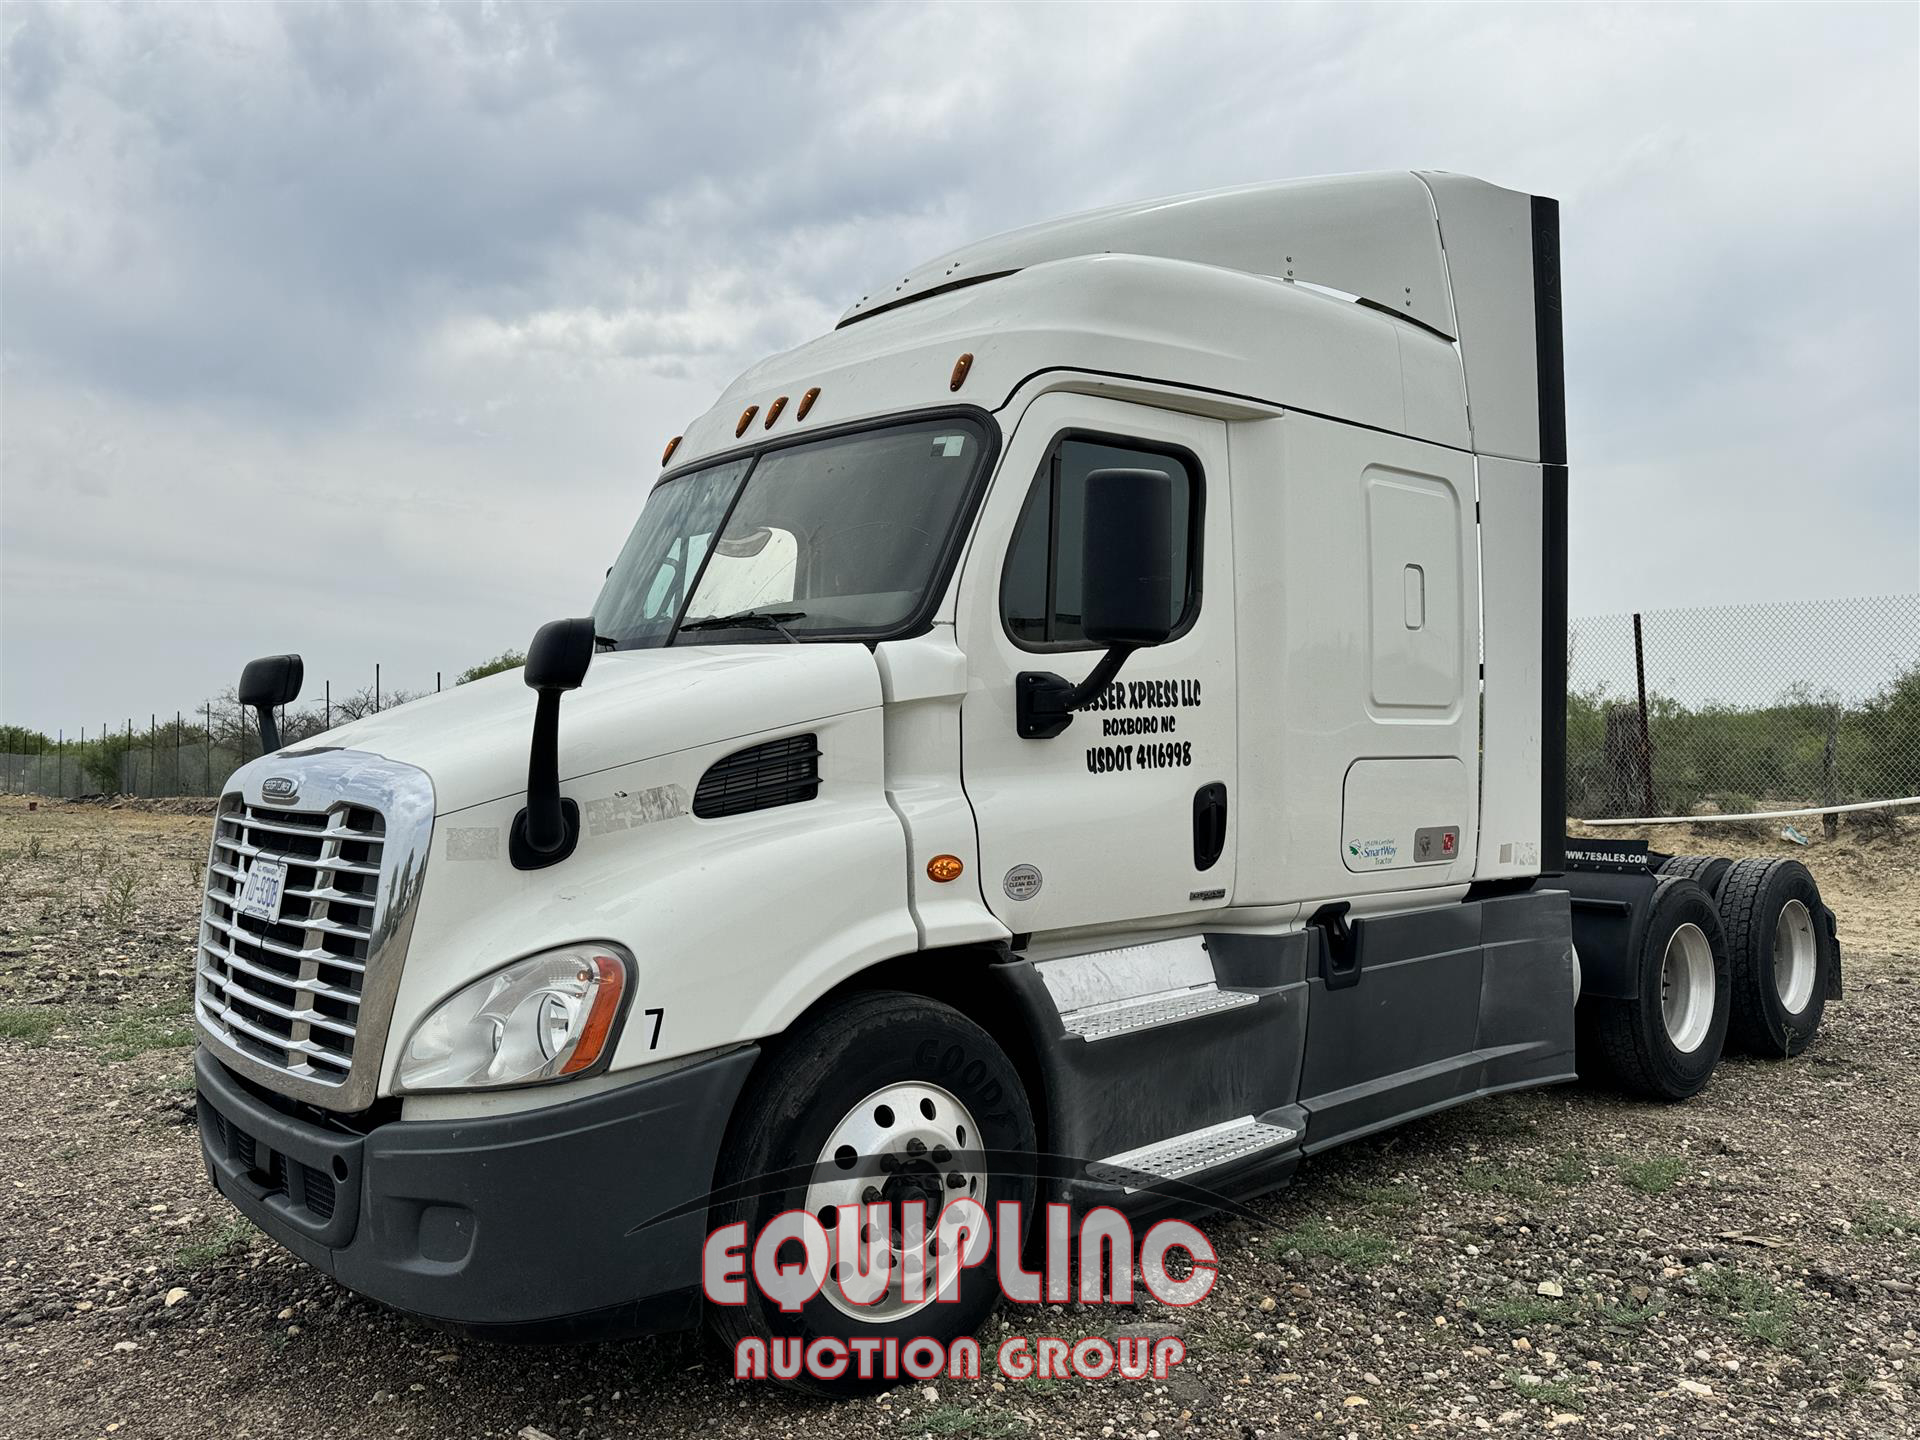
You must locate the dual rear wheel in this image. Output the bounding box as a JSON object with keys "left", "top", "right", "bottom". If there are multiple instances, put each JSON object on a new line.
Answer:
{"left": 1585, "top": 858, "right": 1837, "bottom": 1098}
{"left": 1580, "top": 875, "right": 1732, "bottom": 1099}
{"left": 1718, "top": 857, "right": 1833, "bottom": 1057}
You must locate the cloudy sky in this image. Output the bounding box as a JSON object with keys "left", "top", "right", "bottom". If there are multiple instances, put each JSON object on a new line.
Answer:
{"left": 2, "top": 2, "right": 1915, "bottom": 735}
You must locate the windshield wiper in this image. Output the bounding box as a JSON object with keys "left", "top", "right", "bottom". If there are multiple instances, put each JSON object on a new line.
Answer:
{"left": 677, "top": 609, "right": 807, "bottom": 644}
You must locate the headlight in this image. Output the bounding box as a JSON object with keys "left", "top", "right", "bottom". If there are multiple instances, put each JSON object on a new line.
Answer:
{"left": 397, "top": 944, "right": 630, "bottom": 1091}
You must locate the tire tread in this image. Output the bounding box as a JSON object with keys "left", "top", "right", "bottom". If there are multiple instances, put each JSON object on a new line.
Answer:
{"left": 1719, "top": 856, "right": 1825, "bottom": 1057}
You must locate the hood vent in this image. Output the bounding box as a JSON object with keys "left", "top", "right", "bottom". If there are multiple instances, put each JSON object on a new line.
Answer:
{"left": 693, "top": 733, "right": 822, "bottom": 819}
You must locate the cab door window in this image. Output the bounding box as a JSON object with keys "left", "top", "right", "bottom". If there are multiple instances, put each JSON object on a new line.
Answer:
{"left": 1001, "top": 436, "right": 1199, "bottom": 649}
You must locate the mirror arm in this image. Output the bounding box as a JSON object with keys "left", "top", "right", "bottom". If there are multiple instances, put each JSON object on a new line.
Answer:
{"left": 1016, "top": 644, "right": 1138, "bottom": 740}
{"left": 510, "top": 684, "right": 582, "bottom": 869}
{"left": 520, "top": 689, "right": 569, "bottom": 854}
{"left": 253, "top": 704, "right": 281, "bottom": 755}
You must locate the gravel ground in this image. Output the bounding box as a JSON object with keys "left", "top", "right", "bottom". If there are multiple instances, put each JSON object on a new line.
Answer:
{"left": 1, "top": 796, "right": 1915, "bottom": 1440}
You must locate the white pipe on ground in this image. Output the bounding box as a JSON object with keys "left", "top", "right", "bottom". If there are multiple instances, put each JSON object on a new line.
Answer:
{"left": 1581, "top": 795, "right": 1920, "bottom": 827}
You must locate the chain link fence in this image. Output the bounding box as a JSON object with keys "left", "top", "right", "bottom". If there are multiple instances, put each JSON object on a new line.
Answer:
{"left": 0, "top": 663, "right": 503, "bottom": 800}
{"left": 5, "top": 602, "right": 1918, "bottom": 821}
{"left": 1568, "top": 594, "right": 1920, "bottom": 824}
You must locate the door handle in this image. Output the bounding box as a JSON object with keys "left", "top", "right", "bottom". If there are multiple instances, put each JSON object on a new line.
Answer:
{"left": 1192, "top": 782, "right": 1228, "bottom": 871}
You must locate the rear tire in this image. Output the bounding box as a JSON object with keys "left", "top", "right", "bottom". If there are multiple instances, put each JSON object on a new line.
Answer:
{"left": 1717, "top": 857, "right": 1831, "bottom": 1057}
{"left": 1578, "top": 875, "right": 1730, "bottom": 1100}
{"left": 1658, "top": 853, "right": 1732, "bottom": 901}
{"left": 706, "top": 991, "right": 1035, "bottom": 1396}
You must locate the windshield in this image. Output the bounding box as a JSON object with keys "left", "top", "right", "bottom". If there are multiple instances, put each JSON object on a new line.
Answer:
{"left": 592, "top": 417, "right": 991, "bottom": 648}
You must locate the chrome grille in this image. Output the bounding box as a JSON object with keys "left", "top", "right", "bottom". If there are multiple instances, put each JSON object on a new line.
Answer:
{"left": 196, "top": 798, "right": 387, "bottom": 1089}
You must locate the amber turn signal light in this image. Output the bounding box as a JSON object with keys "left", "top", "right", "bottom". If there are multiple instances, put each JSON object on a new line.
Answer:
{"left": 927, "top": 854, "right": 965, "bottom": 883}
{"left": 556, "top": 953, "right": 627, "bottom": 1076}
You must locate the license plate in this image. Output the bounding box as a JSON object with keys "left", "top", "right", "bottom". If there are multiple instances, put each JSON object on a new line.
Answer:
{"left": 238, "top": 858, "right": 289, "bottom": 925}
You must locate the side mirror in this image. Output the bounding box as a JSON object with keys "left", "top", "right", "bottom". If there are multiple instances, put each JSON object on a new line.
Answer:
{"left": 525, "top": 616, "right": 596, "bottom": 691}
{"left": 1016, "top": 468, "right": 1178, "bottom": 740}
{"left": 1080, "top": 468, "right": 1176, "bottom": 648}
{"left": 512, "top": 617, "right": 597, "bottom": 868}
{"left": 238, "top": 653, "right": 304, "bottom": 753}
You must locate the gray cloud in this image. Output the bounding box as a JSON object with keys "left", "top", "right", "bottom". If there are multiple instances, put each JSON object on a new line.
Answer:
{"left": 3, "top": 1, "right": 1915, "bottom": 733}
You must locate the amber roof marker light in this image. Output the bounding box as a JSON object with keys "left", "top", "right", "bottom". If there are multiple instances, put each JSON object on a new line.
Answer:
{"left": 795, "top": 387, "right": 821, "bottom": 421}
{"left": 949, "top": 352, "right": 974, "bottom": 392}
{"left": 661, "top": 435, "right": 683, "bottom": 467}
{"left": 763, "top": 395, "right": 788, "bottom": 429}
{"left": 735, "top": 405, "right": 758, "bottom": 437}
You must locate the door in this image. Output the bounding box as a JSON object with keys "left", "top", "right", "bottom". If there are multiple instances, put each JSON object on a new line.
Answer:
{"left": 957, "top": 394, "right": 1237, "bottom": 934}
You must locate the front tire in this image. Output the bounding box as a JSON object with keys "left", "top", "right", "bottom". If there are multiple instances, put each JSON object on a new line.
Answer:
{"left": 706, "top": 991, "right": 1035, "bottom": 1395}
{"left": 1718, "top": 858, "right": 1831, "bottom": 1057}
{"left": 1579, "top": 875, "right": 1731, "bottom": 1100}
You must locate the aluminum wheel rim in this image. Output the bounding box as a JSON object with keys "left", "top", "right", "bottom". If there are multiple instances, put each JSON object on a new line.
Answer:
{"left": 1773, "top": 898, "right": 1817, "bottom": 1014}
{"left": 1660, "top": 922, "right": 1715, "bottom": 1053}
{"left": 805, "top": 1081, "right": 985, "bottom": 1323}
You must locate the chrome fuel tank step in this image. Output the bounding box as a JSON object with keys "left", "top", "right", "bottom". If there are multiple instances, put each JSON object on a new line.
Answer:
{"left": 1059, "top": 984, "right": 1258, "bottom": 1041}
{"left": 1088, "top": 1116, "right": 1301, "bottom": 1191}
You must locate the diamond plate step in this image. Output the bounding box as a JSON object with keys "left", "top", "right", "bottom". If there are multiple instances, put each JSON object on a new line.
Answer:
{"left": 1087, "top": 1116, "right": 1300, "bottom": 1192}
{"left": 1059, "top": 984, "right": 1258, "bottom": 1042}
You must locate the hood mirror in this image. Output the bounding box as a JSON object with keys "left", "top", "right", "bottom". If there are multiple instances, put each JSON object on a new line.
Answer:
{"left": 512, "top": 617, "right": 597, "bottom": 869}
{"left": 238, "top": 653, "right": 304, "bottom": 754}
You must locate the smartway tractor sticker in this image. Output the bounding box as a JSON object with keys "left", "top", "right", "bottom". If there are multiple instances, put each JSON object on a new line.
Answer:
{"left": 1348, "top": 836, "right": 1398, "bottom": 866}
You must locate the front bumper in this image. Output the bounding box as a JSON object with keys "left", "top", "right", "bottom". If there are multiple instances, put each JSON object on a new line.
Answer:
{"left": 195, "top": 1044, "right": 758, "bottom": 1340}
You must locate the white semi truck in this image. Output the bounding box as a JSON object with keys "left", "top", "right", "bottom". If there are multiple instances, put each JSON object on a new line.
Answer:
{"left": 193, "top": 172, "right": 1841, "bottom": 1386}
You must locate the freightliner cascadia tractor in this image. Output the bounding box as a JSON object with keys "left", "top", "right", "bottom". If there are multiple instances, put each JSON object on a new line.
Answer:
{"left": 193, "top": 172, "right": 1842, "bottom": 1390}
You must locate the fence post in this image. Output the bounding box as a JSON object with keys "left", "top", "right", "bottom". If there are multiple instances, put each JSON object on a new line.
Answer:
{"left": 326, "top": 680, "right": 331, "bottom": 731}
{"left": 1822, "top": 704, "right": 1841, "bottom": 840}
{"left": 375, "top": 663, "right": 381, "bottom": 713}
{"left": 1631, "top": 613, "right": 1656, "bottom": 816}
{"left": 125, "top": 718, "right": 133, "bottom": 797}
{"left": 205, "top": 703, "right": 213, "bottom": 795}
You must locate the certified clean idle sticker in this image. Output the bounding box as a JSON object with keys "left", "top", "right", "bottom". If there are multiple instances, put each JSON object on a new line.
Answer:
{"left": 1003, "top": 864, "right": 1043, "bottom": 902}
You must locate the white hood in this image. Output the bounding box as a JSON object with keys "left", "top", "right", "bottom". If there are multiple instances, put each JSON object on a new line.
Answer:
{"left": 289, "top": 644, "right": 883, "bottom": 817}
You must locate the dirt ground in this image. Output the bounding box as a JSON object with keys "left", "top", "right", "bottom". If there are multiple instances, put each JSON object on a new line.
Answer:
{"left": 1, "top": 796, "right": 1916, "bottom": 1440}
